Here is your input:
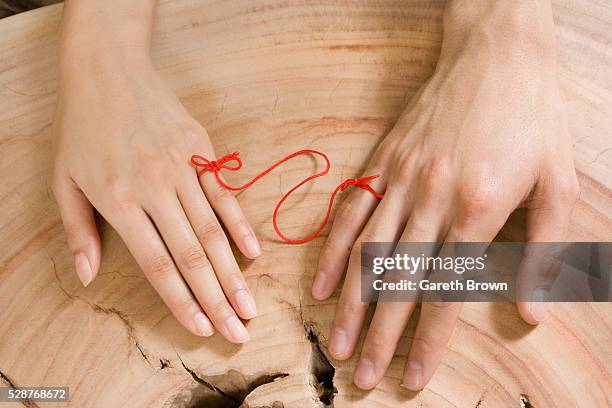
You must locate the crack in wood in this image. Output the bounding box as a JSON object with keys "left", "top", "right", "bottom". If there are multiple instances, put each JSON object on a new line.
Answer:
{"left": 0, "top": 369, "right": 17, "bottom": 388}
{"left": 90, "top": 304, "right": 151, "bottom": 364}
{"left": 474, "top": 392, "right": 485, "bottom": 407}
{"left": 303, "top": 323, "right": 337, "bottom": 406}
{"left": 175, "top": 354, "right": 289, "bottom": 408}
{"left": 297, "top": 277, "right": 336, "bottom": 406}
{"left": 0, "top": 369, "right": 40, "bottom": 408}
{"left": 276, "top": 280, "right": 337, "bottom": 406}
{"left": 49, "top": 256, "right": 152, "bottom": 366}
{"left": 520, "top": 393, "right": 535, "bottom": 408}
{"left": 179, "top": 359, "right": 239, "bottom": 406}
{"left": 585, "top": 146, "right": 612, "bottom": 168}
{"left": 50, "top": 258, "right": 338, "bottom": 406}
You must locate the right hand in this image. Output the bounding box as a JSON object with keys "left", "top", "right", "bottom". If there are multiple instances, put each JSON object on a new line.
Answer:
{"left": 51, "top": 52, "right": 260, "bottom": 343}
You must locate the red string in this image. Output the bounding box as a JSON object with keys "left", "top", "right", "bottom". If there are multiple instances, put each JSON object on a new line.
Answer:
{"left": 191, "top": 150, "right": 384, "bottom": 244}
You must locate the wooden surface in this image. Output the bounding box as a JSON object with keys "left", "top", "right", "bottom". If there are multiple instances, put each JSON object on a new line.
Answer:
{"left": 0, "top": 1, "right": 611, "bottom": 407}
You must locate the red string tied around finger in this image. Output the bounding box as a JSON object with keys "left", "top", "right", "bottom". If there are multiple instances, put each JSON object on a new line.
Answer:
{"left": 191, "top": 149, "right": 384, "bottom": 244}
{"left": 338, "top": 175, "right": 384, "bottom": 199}
{"left": 191, "top": 151, "right": 242, "bottom": 175}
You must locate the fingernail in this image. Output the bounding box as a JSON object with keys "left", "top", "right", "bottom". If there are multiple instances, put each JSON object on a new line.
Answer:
{"left": 312, "top": 272, "right": 328, "bottom": 299}
{"left": 354, "top": 358, "right": 375, "bottom": 387}
{"left": 194, "top": 312, "right": 214, "bottom": 337}
{"left": 235, "top": 290, "right": 257, "bottom": 319}
{"left": 403, "top": 360, "right": 422, "bottom": 390}
{"left": 529, "top": 301, "right": 547, "bottom": 323}
{"left": 244, "top": 235, "right": 261, "bottom": 258}
{"left": 75, "top": 252, "right": 92, "bottom": 287}
{"left": 225, "top": 315, "right": 250, "bottom": 343}
{"left": 330, "top": 328, "right": 348, "bottom": 358}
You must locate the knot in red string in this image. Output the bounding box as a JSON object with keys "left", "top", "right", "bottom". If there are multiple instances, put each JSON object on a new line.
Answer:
{"left": 338, "top": 175, "right": 384, "bottom": 199}
{"left": 190, "top": 149, "right": 384, "bottom": 244}
{"left": 339, "top": 178, "right": 358, "bottom": 191}
{"left": 191, "top": 151, "right": 241, "bottom": 176}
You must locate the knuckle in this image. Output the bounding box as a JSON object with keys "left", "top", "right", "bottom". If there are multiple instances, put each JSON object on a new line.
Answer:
{"left": 210, "top": 299, "right": 235, "bottom": 319}
{"left": 166, "top": 125, "right": 207, "bottom": 163}
{"left": 424, "top": 301, "right": 454, "bottom": 312}
{"left": 141, "top": 164, "right": 169, "bottom": 187}
{"left": 181, "top": 124, "right": 208, "bottom": 146}
{"left": 420, "top": 156, "right": 452, "bottom": 197}
{"left": 169, "top": 296, "right": 196, "bottom": 313}
{"left": 332, "top": 212, "right": 355, "bottom": 231}
{"left": 133, "top": 147, "right": 172, "bottom": 187}
{"left": 370, "top": 138, "right": 398, "bottom": 168}
{"left": 134, "top": 144, "right": 160, "bottom": 169}
{"left": 364, "top": 328, "right": 395, "bottom": 351}
{"left": 359, "top": 230, "right": 378, "bottom": 244}
{"left": 105, "top": 175, "right": 132, "bottom": 206}
{"left": 411, "top": 334, "right": 438, "bottom": 355}
{"left": 374, "top": 136, "right": 396, "bottom": 158}
{"left": 180, "top": 245, "right": 210, "bottom": 271}
{"left": 209, "top": 183, "right": 234, "bottom": 202}
{"left": 198, "top": 220, "right": 225, "bottom": 242}
{"left": 422, "top": 301, "right": 461, "bottom": 320}
{"left": 457, "top": 175, "right": 497, "bottom": 217}
{"left": 321, "top": 238, "right": 349, "bottom": 260}
{"left": 230, "top": 218, "right": 251, "bottom": 235}
{"left": 336, "top": 300, "right": 367, "bottom": 318}
{"left": 133, "top": 144, "right": 155, "bottom": 163}
{"left": 403, "top": 217, "right": 430, "bottom": 239}
{"left": 396, "top": 150, "right": 419, "bottom": 179}
{"left": 333, "top": 201, "right": 358, "bottom": 230}
{"left": 147, "top": 255, "right": 176, "bottom": 281}
{"left": 225, "top": 273, "right": 247, "bottom": 294}
{"left": 165, "top": 145, "right": 186, "bottom": 165}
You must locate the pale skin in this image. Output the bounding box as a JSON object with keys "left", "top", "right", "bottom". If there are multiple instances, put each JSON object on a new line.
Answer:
{"left": 53, "top": 0, "right": 578, "bottom": 391}
{"left": 54, "top": 0, "right": 260, "bottom": 344}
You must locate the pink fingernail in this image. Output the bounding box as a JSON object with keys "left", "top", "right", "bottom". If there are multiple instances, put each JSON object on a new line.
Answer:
{"left": 329, "top": 328, "right": 349, "bottom": 358}
{"left": 235, "top": 290, "right": 257, "bottom": 319}
{"left": 225, "top": 316, "right": 250, "bottom": 343}
{"left": 75, "top": 253, "right": 92, "bottom": 287}
{"left": 402, "top": 360, "right": 423, "bottom": 390}
{"left": 312, "top": 272, "right": 328, "bottom": 299}
{"left": 194, "top": 312, "right": 214, "bottom": 337}
{"left": 354, "top": 358, "right": 375, "bottom": 387}
{"left": 529, "top": 301, "right": 547, "bottom": 323}
{"left": 244, "top": 235, "right": 261, "bottom": 258}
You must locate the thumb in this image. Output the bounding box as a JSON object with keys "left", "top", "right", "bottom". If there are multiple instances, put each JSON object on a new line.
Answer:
{"left": 516, "top": 174, "right": 578, "bottom": 325}
{"left": 52, "top": 174, "right": 101, "bottom": 287}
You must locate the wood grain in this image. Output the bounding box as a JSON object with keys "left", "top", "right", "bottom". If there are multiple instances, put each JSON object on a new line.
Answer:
{"left": 0, "top": 1, "right": 610, "bottom": 407}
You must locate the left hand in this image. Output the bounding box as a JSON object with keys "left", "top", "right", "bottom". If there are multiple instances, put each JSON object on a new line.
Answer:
{"left": 311, "top": 1, "right": 579, "bottom": 390}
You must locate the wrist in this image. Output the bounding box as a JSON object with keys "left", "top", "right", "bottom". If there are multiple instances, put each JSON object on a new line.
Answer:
{"left": 59, "top": 0, "right": 156, "bottom": 81}
{"left": 441, "top": 0, "right": 557, "bottom": 64}
{"left": 59, "top": 46, "right": 154, "bottom": 93}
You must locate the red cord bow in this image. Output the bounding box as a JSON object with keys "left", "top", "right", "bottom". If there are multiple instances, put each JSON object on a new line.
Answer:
{"left": 191, "top": 151, "right": 242, "bottom": 174}
{"left": 338, "top": 175, "right": 383, "bottom": 197}
{"left": 191, "top": 149, "right": 384, "bottom": 244}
